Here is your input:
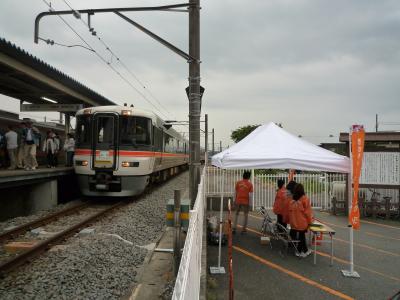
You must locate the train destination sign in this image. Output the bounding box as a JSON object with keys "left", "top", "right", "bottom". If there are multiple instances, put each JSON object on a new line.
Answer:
{"left": 20, "top": 104, "right": 83, "bottom": 112}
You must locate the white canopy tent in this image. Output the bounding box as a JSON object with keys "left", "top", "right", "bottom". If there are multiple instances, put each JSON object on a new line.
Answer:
{"left": 212, "top": 122, "right": 350, "bottom": 173}
{"left": 209, "top": 122, "right": 358, "bottom": 277}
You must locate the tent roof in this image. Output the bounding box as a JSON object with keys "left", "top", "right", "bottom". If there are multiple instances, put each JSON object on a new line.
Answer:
{"left": 212, "top": 122, "right": 350, "bottom": 173}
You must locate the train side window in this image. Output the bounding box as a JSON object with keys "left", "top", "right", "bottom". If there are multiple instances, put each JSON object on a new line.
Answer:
{"left": 121, "top": 117, "right": 151, "bottom": 146}
{"left": 153, "top": 126, "right": 162, "bottom": 151}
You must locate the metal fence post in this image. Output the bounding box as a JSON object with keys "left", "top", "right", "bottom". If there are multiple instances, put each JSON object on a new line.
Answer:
{"left": 174, "top": 189, "right": 181, "bottom": 276}
{"left": 324, "top": 173, "right": 328, "bottom": 210}
{"left": 251, "top": 169, "right": 255, "bottom": 211}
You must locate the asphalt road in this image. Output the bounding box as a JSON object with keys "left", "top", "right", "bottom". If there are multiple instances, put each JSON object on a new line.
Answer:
{"left": 207, "top": 211, "right": 400, "bottom": 300}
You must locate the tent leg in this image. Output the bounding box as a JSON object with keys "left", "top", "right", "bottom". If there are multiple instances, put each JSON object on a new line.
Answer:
{"left": 251, "top": 169, "right": 255, "bottom": 211}
{"left": 210, "top": 169, "right": 226, "bottom": 275}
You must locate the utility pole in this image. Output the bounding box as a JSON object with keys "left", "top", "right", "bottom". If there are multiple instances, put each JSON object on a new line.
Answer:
{"left": 212, "top": 128, "right": 215, "bottom": 156}
{"left": 205, "top": 114, "right": 208, "bottom": 164}
{"left": 220, "top": 140, "right": 222, "bottom": 152}
{"left": 188, "top": 0, "right": 201, "bottom": 207}
{"left": 375, "top": 114, "right": 378, "bottom": 132}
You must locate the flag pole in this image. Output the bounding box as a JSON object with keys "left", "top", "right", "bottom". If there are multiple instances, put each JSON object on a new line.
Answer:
{"left": 341, "top": 126, "right": 360, "bottom": 278}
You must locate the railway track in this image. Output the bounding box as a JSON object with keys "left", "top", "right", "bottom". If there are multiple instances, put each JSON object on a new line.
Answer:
{"left": 0, "top": 201, "right": 127, "bottom": 276}
{"left": 0, "top": 202, "right": 89, "bottom": 243}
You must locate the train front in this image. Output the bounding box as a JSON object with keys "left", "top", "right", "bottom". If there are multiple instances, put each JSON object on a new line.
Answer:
{"left": 74, "top": 106, "right": 153, "bottom": 197}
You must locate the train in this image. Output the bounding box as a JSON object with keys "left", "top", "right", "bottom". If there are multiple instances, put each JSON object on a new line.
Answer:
{"left": 74, "top": 105, "right": 189, "bottom": 196}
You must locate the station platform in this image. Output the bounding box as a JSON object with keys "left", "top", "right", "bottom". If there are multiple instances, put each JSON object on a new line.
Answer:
{"left": 0, "top": 166, "right": 78, "bottom": 221}
{"left": 0, "top": 166, "right": 74, "bottom": 189}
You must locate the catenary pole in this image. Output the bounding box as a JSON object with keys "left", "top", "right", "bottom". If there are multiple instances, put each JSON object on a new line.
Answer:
{"left": 188, "top": 0, "right": 201, "bottom": 207}
{"left": 205, "top": 114, "right": 208, "bottom": 164}
{"left": 212, "top": 128, "right": 215, "bottom": 156}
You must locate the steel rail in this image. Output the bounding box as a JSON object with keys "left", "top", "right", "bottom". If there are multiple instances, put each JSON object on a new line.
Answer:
{"left": 0, "top": 201, "right": 126, "bottom": 275}
{"left": 0, "top": 202, "right": 89, "bottom": 243}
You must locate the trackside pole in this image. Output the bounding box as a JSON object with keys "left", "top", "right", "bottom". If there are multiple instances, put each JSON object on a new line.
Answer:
{"left": 341, "top": 128, "right": 360, "bottom": 278}
{"left": 251, "top": 169, "right": 255, "bottom": 211}
{"left": 173, "top": 189, "right": 181, "bottom": 276}
{"left": 210, "top": 168, "right": 226, "bottom": 274}
{"left": 228, "top": 199, "right": 234, "bottom": 300}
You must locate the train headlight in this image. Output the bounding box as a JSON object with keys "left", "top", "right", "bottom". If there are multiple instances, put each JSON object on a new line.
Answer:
{"left": 121, "top": 161, "right": 139, "bottom": 167}
{"left": 76, "top": 160, "right": 88, "bottom": 166}
{"left": 121, "top": 110, "right": 132, "bottom": 116}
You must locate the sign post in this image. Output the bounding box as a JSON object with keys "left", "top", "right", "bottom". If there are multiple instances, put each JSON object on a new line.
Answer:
{"left": 341, "top": 125, "right": 364, "bottom": 278}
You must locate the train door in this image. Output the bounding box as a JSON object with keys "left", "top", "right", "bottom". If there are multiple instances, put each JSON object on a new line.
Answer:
{"left": 92, "top": 113, "right": 119, "bottom": 170}
{"left": 152, "top": 126, "right": 163, "bottom": 167}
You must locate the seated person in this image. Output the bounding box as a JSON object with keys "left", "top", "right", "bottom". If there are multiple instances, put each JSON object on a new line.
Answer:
{"left": 288, "top": 183, "right": 313, "bottom": 258}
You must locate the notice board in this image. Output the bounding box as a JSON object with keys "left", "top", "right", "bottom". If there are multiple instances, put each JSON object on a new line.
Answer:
{"left": 360, "top": 152, "right": 400, "bottom": 185}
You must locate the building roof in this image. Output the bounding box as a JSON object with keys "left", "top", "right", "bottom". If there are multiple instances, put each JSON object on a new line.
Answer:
{"left": 0, "top": 37, "right": 115, "bottom": 109}
{"left": 339, "top": 131, "right": 400, "bottom": 142}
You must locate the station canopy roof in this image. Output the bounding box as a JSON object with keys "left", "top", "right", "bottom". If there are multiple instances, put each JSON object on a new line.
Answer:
{"left": 212, "top": 122, "right": 351, "bottom": 173}
{"left": 0, "top": 37, "right": 115, "bottom": 109}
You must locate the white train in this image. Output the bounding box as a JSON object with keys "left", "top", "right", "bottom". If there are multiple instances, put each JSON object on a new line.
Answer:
{"left": 74, "top": 105, "right": 189, "bottom": 196}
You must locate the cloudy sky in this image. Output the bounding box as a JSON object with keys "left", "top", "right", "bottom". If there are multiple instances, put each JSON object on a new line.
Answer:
{"left": 1, "top": 0, "right": 400, "bottom": 147}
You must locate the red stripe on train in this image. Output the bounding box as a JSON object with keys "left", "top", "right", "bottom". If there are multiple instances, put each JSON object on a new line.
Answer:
{"left": 75, "top": 149, "right": 188, "bottom": 158}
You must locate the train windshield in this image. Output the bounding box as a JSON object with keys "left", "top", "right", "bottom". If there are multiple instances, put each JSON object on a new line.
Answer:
{"left": 75, "top": 115, "right": 91, "bottom": 147}
{"left": 120, "top": 116, "right": 151, "bottom": 146}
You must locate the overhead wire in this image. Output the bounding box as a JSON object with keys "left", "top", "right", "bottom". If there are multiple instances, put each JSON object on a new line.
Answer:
{"left": 59, "top": 0, "right": 176, "bottom": 119}
{"left": 40, "top": 0, "right": 170, "bottom": 119}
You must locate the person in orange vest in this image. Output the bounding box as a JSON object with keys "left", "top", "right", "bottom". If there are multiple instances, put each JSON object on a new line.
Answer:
{"left": 232, "top": 171, "right": 253, "bottom": 234}
{"left": 273, "top": 179, "right": 288, "bottom": 229}
{"left": 288, "top": 183, "right": 313, "bottom": 258}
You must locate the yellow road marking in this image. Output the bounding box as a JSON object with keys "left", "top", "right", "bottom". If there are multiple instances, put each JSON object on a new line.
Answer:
{"left": 237, "top": 225, "right": 400, "bottom": 283}
{"left": 333, "top": 237, "right": 400, "bottom": 257}
{"left": 315, "top": 250, "right": 400, "bottom": 283}
{"left": 365, "top": 231, "right": 400, "bottom": 242}
{"left": 360, "top": 219, "right": 400, "bottom": 230}
{"left": 248, "top": 213, "right": 264, "bottom": 220}
{"left": 319, "top": 211, "right": 400, "bottom": 230}
{"left": 233, "top": 245, "right": 354, "bottom": 300}
{"left": 249, "top": 213, "right": 399, "bottom": 256}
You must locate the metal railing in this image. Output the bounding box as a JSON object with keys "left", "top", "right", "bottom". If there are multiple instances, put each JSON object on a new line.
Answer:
{"left": 172, "top": 168, "right": 205, "bottom": 300}
{"left": 205, "top": 166, "right": 347, "bottom": 210}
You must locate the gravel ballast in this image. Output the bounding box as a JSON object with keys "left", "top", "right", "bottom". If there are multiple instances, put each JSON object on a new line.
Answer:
{"left": 0, "top": 171, "right": 188, "bottom": 299}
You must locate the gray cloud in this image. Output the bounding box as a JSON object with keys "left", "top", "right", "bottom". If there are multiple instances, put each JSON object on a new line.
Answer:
{"left": 1, "top": 0, "right": 400, "bottom": 147}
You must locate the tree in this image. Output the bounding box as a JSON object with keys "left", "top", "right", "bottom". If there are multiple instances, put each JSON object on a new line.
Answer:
{"left": 231, "top": 124, "right": 260, "bottom": 143}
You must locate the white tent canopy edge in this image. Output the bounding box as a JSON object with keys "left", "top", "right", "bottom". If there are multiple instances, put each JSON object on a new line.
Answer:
{"left": 211, "top": 122, "right": 350, "bottom": 173}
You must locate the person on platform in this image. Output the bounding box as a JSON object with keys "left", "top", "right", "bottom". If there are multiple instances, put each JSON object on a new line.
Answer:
{"left": 43, "top": 131, "right": 56, "bottom": 168}
{"left": 23, "top": 121, "right": 40, "bottom": 170}
{"left": 5, "top": 125, "right": 18, "bottom": 170}
{"left": 232, "top": 170, "right": 253, "bottom": 234}
{"left": 288, "top": 183, "right": 313, "bottom": 258}
{"left": 0, "top": 129, "right": 7, "bottom": 168}
{"left": 16, "top": 122, "right": 26, "bottom": 169}
{"left": 53, "top": 133, "right": 61, "bottom": 167}
{"left": 63, "top": 133, "right": 75, "bottom": 167}
{"left": 273, "top": 179, "right": 288, "bottom": 229}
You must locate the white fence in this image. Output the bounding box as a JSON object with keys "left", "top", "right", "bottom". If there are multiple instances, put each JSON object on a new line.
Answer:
{"left": 206, "top": 166, "right": 347, "bottom": 210}
{"left": 172, "top": 168, "right": 205, "bottom": 300}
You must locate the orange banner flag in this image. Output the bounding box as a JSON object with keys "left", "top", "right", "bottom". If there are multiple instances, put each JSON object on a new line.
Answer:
{"left": 349, "top": 125, "right": 365, "bottom": 230}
